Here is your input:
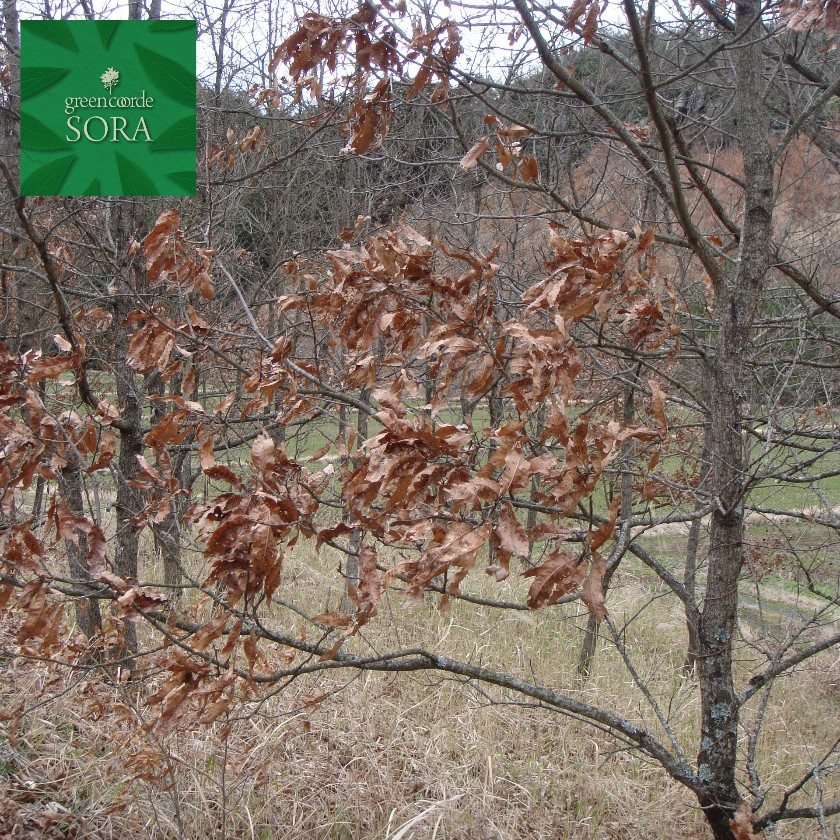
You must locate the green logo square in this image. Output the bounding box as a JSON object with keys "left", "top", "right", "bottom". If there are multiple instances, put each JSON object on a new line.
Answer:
{"left": 20, "top": 20, "right": 196, "bottom": 197}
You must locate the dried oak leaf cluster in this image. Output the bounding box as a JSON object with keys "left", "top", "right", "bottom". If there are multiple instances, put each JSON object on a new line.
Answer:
{"left": 278, "top": 222, "right": 675, "bottom": 621}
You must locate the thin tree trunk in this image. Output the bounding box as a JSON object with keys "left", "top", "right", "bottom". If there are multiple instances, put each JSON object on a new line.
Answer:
{"left": 149, "top": 372, "right": 184, "bottom": 597}
{"left": 577, "top": 593, "right": 601, "bottom": 677}
{"left": 1, "top": 0, "right": 39, "bottom": 356}
{"left": 113, "top": 343, "right": 142, "bottom": 662}
{"left": 683, "top": 426, "right": 711, "bottom": 675}
{"left": 2, "top": 0, "right": 19, "bottom": 169}
{"left": 578, "top": 364, "right": 635, "bottom": 675}
{"left": 343, "top": 396, "right": 368, "bottom": 609}
{"left": 159, "top": 501, "right": 185, "bottom": 594}
{"left": 58, "top": 454, "right": 103, "bottom": 642}
{"left": 696, "top": 2, "right": 772, "bottom": 835}
{"left": 111, "top": 199, "right": 146, "bottom": 665}
{"left": 31, "top": 381, "right": 47, "bottom": 526}
{"left": 526, "top": 474, "right": 540, "bottom": 541}
{"left": 526, "top": 404, "right": 547, "bottom": 552}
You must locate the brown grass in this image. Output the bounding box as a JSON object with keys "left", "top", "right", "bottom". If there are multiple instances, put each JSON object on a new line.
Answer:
{"left": 0, "top": 542, "right": 837, "bottom": 839}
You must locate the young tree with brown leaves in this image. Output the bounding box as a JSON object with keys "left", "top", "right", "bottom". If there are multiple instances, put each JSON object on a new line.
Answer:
{"left": 1, "top": 1, "right": 840, "bottom": 838}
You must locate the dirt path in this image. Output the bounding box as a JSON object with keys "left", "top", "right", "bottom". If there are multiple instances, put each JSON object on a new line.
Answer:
{"left": 635, "top": 505, "right": 840, "bottom": 539}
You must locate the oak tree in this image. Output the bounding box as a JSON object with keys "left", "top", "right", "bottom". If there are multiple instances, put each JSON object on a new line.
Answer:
{"left": 0, "top": 1, "right": 839, "bottom": 838}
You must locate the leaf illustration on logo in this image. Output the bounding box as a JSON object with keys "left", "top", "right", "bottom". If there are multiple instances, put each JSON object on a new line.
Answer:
{"left": 101, "top": 67, "right": 119, "bottom": 93}
{"left": 95, "top": 20, "right": 119, "bottom": 49}
{"left": 21, "top": 67, "right": 70, "bottom": 99}
{"left": 150, "top": 117, "right": 196, "bottom": 151}
{"left": 24, "top": 21, "right": 78, "bottom": 52}
{"left": 115, "top": 152, "right": 157, "bottom": 195}
{"left": 20, "top": 112, "right": 70, "bottom": 151}
{"left": 20, "top": 154, "right": 76, "bottom": 196}
{"left": 165, "top": 171, "right": 196, "bottom": 194}
{"left": 149, "top": 21, "right": 197, "bottom": 32}
{"left": 134, "top": 44, "right": 195, "bottom": 107}
{"left": 82, "top": 178, "right": 101, "bottom": 196}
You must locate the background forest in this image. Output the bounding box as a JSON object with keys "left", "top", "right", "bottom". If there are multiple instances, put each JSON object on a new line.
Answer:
{"left": 0, "top": 0, "right": 839, "bottom": 838}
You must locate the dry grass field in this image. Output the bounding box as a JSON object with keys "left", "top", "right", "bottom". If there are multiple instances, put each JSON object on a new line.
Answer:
{"left": 0, "top": 539, "right": 836, "bottom": 840}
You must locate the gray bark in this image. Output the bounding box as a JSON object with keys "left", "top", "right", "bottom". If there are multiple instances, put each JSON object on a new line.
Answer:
{"left": 683, "top": 427, "right": 711, "bottom": 675}
{"left": 1, "top": 0, "right": 34, "bottom": 355}
{"left": 343, "top": 398, "right": 369, "bottom": 609}
{"left": 113, "top": 0, "right": 158, "bottom": 654}
{"left": 58, "top": 454, "right": 103, "bottom": 642}
{"left": 149, "top": 373, "right": 185, "bottom": 597}
{"left": 111, "top": 199, "right": 147, "bottom": 663}
{"left": 2, "top": 0, "right": 19, "bottom": 163}
{"left": 696, "top": 2, "right": 773, "bottom": 836}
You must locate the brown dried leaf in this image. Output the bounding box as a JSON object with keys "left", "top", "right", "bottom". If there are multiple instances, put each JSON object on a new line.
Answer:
{"left": 633, "top": 227, "right": 655, "bottom": 255}
{"left": 84, "top": 524, "right": 107, "bottom": 576}
{"left": 495, "top": 140, "right": 513, "bottom": 168}
{"left": 198, "top": 428, "right": 215, "bottom": 471}
{"left": 498, "top": 122, "right": 532, "bottom": 140}
{"left": 17, "top": 583, "right": 47, "bottom": 643}
{"left": 565, "top": 0, "right": 590, "bottom": 29}
{"left": 220, "top": 618, "right": 243, "bottom": 662}
{"left": 520, "top": 154, "right": 539, "bottom": 182}
{"left": 204, "top": 465, "right": 243, "bottom": 487}
{"left": 243, "top": 632, "right": 260, "bottom": 678}
{"left": 213, "top": 392, "right": 236, "bottom": 415}
{"left": 496, "top": 503, "right": 529, "bottom": 558}
{"left": 346, "top": 104, "right": 379, "bottom": 155}
{"left": 316, "top": 522, "right": 354, "bottom": 552}
{"left": 523, "top": 550, "right": 586, "bottom": 610}
{"left": 357, "top": 544, "right": 380, "bottom": 609}
{"left": 252, "top": 432, "right": 276, "bottom": 473}
{"left": 87, "top": 428, "right": 116, "bottom": 472}
{"left": 582, "top": 0, "right": 599, "bottom": 43}
{"left": 582, "top": 550, "right": 608, "bottom": 621}
{"left": 406, "top": 523, "right": 490, "bottom": 602}
{"left": 53, "top": 333, "right": 72, "bottom": 352}
{"left": 298, "top": 686, "right": 326, "bottom": 707}
{"left": 729, "top": 802, "right": 760, "bottom": 840}
{"left": 264, "top": 548, "right": 284, "bottom": 603}
{"left": 409, "top": 57, "right": 433, "bottom": 98}
{"left": 198, "top": 696, "right": 234, "bottom": 725}
{"left": 98, "top": 569, "right": 129, "bottom": 593}
{"left": 649, "top": 379, "right": 667, "bottom": 431}
{"left": 191, "top": 615, "right": 228, "bottom": 651}
{"left": 528, "top": 522, "right": 575, "bottom": 543}
{"left": 459, "top": 137, "right": 490, "bottom": 172}
{"left": 26, "top": 354, "right": 74, "bottom": 383}
{"left": 589, "top": 496, "right": 620, "bottom": 551}
{"left": 312, "top": 611, "right": 353, "bottom": 628}
{"left": 0, "top": 581, "right": 15, "bottom": 609}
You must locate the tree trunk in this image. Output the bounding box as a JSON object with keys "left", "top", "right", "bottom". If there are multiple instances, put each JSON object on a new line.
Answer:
{"left": 108, "top": 0, "right": 160, "bottom": 657}
{"left": 111, "top": 199, "right": 146, "bottom": 665}
{"left": 682, "top": 515, "right": 703, "bottom": 676}
{"left": 578, "top": 365, "right": 635, "bottom": 675}
{"left": 696, "top": 1, "right": 773, "bottom": 835}
{"left": 577, "top": 606, "right": 600, "bottom": 677}
{"left": 683, "top": 427, "right": 711, "bottom": 676}
{"left": 58, "top": 454, "right": 103, "bottom": 642}
{"left": 1, "top": 0, "right": 39, "bottom": 356}
{"left": 343, "top": 397, "right": 368, "bottom": 610}
{"left": 149, "top": 372, "right": 185, "bottom": 598}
